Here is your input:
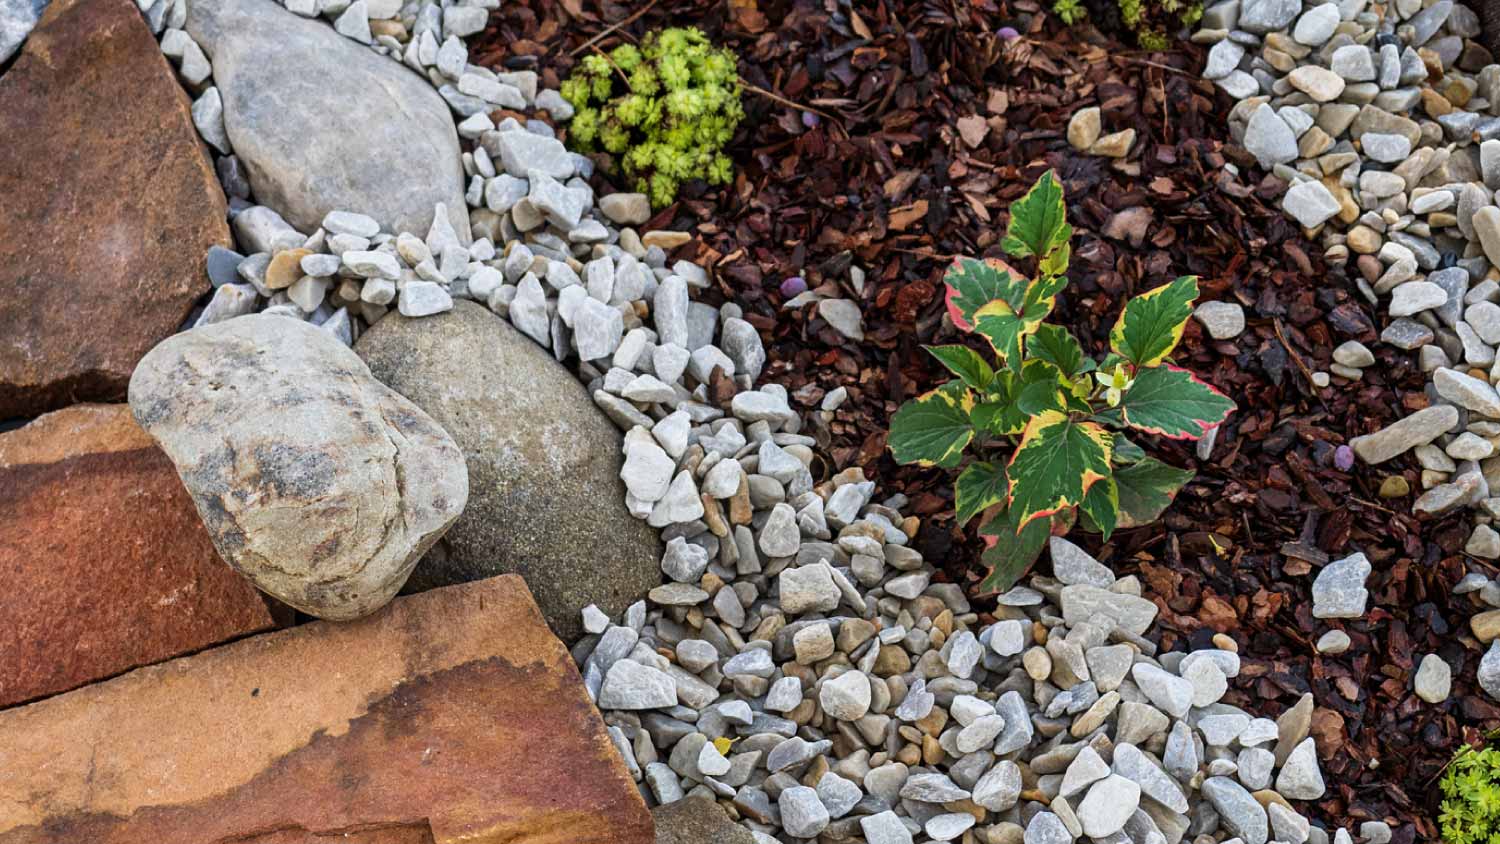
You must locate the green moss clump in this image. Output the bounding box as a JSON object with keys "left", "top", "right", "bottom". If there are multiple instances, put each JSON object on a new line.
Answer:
{"left": 1441, "top": 744, "right": 1500, "bottom": 844}
{"left": 560, "top": 27, "right": 744, "bottom": 209}
{"left": 1051, "top": 0, "right": 1201, "bottom": 48}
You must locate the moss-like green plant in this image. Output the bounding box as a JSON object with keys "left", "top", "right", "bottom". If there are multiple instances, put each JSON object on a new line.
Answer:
{"left": 560, "top": 27, "right": 743, "bottom": 209}
{"left": 1051, "top": 0, "right": 1201, "bottom": 48}
{"left": 1441, "top": 744, "right": 1500, "bottom": 844}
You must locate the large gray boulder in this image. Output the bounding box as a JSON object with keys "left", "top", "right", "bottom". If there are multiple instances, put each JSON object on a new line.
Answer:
{"left": 183, "top": 0, "right": 468, "bottom": 240}
{"left": 129, "top": 315, "right": 469, "bottom": 621}
{"left": 355, "top": 301, "right": 661, "bottom": 641}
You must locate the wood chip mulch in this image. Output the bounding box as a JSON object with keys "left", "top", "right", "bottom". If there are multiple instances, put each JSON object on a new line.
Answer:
{"left": 473, "top": 1, "right": 1499, "bottom": 836}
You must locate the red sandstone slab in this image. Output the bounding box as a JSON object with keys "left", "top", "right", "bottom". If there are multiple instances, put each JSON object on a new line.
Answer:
{"left": 0, "top": 0, "right": 230, "bottom": 417}
{"left": 0, "top": 404, "right": 279, "bottom": 708}
{"left": 0, "top": 574, "right": 654, "bottom": 844}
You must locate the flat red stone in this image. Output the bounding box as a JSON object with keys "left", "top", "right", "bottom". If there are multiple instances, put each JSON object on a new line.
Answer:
{"left": 0, "top": 404, "right": 279, "bottom": 708}
{"left": 0, "top": 575, "right": 654, "bottom": 844}
{"left": 0, "top": 0, "right": 230, "bottom": 418}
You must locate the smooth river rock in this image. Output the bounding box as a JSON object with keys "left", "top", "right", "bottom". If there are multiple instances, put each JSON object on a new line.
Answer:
{"left": 129, "top": 315, "right": 469, "bottom": 620}
{"left": 184, "top": 0, "right": 469, "bottom": 239}
{"left": 0, "top": 0, "right": 230, "bottom": 418}
{"left": 355, "top": 301, "right": 661, "bottom": 641}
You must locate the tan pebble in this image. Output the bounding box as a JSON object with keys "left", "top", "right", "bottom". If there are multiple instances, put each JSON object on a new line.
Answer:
{"left": 933, "top": 609, "right": 954, "bottom": 638}
{"left": 1379, "top": 475, "right": 1410, "bottom": 498}
{"left": 801, "top": 754, "right": 829, "bottom": 786}
{"left": 1211, "top": 633, "right": 1238, "bottom": 653}
{"left": 980, "top": 822, "right": 1025, "bottom": 844}
{"left": 266, "top": 248, "right": 312, "bottom": 289}
{"left": 873, "top": 644, "right": 912, "bottom": 676}
{"left": 1252, "top": 789, "right": 1293, "bottom": 813}
{"left": 701, "top": 572, "right": 724, "bottom": 594}
{"left": 1471, "top": 609, "right": 1500, "bottom": 642}
{"left": 895, "top": 743, "right": 921, "bottom": 765}
{"left": 915, "top": 706, "right": 948, "bottom": 737}
{"left": 1031, "top": 621, "right": 1048, "bottom": 645}
{"left": 922, "top": 734, "right": 944, "bottom": 765}
{"left": 1346, "top": 224, "right": 1382, "bottom": 253}
{"left": 1420, "top": 88, "right": 1453, "bottom": 117}
{"left": 728, "top": 474, "right": 753, "bottom": 525}
{"left": 701, "top": 495, "right": 729, "bottom": 537}
{"left": 1067, "top": 106, "right": 1102, "bottom": 151}
{"left": 1088, "top": 128, "right": 1136, "bottom": 159}
{"left": 944, "top": 799, "right": 985, "bottom": 822}
{"left": 1023, "top": 646, "right": 1052, "bottom": 681}
{"left": 789, "top": 699, "right": 816, "bottom": 725}
{"left": 642, "top": 230, "right": 692, "bottom": 249}
{"left": 369, "top": 18, "right": 406, "bottom": 38}
{"left": 900, "top": 515, "right": 920, "bottom": 537}
{"left": 837, "top": 618, "right": 877, "bottom": 652}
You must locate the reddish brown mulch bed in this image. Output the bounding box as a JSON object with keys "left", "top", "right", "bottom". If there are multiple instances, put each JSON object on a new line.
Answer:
{"left": 475, "top": 1, "right": 1494, "bottom": 837}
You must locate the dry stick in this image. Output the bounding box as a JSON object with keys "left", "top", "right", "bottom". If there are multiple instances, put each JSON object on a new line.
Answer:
{"left": 739, "top": 80, "right": 840, "bottom": 123}
{"left": 569, "top": 0, "right": 657, "bottom": 57}
{"left": 1117, "top": 56, "right": 1195, "bottom": 77}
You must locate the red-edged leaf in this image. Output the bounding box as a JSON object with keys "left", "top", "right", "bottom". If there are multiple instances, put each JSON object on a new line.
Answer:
{"left": 1114, "top": 456, "right": 1195, "bottom": 527}
{"left": 1117, "top": 365, "right": 1235, "bottom": 440}
{"left": 943, "top": 257, "right": 1025, "bottom": 332}
{"left": 1007, "top": 411, "right": 1113, "bottom": 528}
{"left": 887, "top": 381, "right": 975, "bottom": 467}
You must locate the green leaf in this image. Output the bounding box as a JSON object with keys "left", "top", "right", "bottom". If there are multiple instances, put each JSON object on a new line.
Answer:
{"left": 924, "top": 345, "right": 994, "bottom": 390}
{"left": 943, "top": 258, "right": 1026, "bottom": 332}
{"left": 1016, "top": 377, "right": 1065, "bottom": 415}
{"left": 1002, "top": 170, "right": 1073, "bottom": 260}
{"left": 887, "top": 382, "right": 975, "bottom": 468}
{"left": 955, "top": 462, "right": 1008, "bottom": 527}
{"left": 1109, "top": 275, "right": 1199, "bottom": 367}
{"left": 1111, "top": 435, "right": 1147, "bottom": 465}
{"left": 1078, "top": 474, "right": 1120, "bottom": 540}
{"left": 1114, "top": 456, "right": 1195, "bottom": 527}
{"left": 1117, "top": 365, "right": 1236, "bottom": 440}
{"left": 1039, "top": 240, "right": 1071, "bottom": 280}
{"left": 972, "top": 399, "right": 1028, "bottom": 436}
{"left": 1027, "top": 324, "right": 1086, "bottom": 377}
{"left": 976, "top": 505, "right": 1056, "bottom": 594}
{"left": 1007, "top": 411, "right": 1113, "bottom": 528}
{"left": 973, "top": 301, "right": 1030, "bottom": 369}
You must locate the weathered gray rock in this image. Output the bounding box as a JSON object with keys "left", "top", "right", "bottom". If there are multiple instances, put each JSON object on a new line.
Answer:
{"left": 355, "top": 302, "right": 660, "bottom": 641}
{"left": 129, "top": 315, "right": 468, "bottom": 620}
{"left": 1311, "top": 552, "right": 1371, "bottom": 619}
{"left": 184, "top": 0, "right": 469, "bottom": 239}
{"left": 1202, "top": 776, "right": 1268, "bottom": 844}
{"left": 1349, "top": 404, "right": 1458, "bottom": 463}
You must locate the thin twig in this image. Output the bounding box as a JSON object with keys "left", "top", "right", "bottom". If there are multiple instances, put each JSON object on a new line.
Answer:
{"left": 1117, "top": 57, "right": 1195, "bottom": 77}
{"left": 570, "top": 0, "right": 658, "bottom": 56}
{"left": 738, "top": 80, "right": 839, "bottom": 122}
{"left": 586, "top": 43, "right": 631, "bottom": 86}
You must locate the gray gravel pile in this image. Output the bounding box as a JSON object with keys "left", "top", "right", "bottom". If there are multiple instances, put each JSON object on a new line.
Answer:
{"left": 1195, "top": 0, "right": 1500, "bottom": 555}
{"left": 138, "top": 2, "right": 1360, "bottom": 838}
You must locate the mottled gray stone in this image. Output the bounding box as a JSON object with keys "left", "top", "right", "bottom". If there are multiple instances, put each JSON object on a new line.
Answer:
{"left": 185, "top": 0, "right": 469, "bottom": 239}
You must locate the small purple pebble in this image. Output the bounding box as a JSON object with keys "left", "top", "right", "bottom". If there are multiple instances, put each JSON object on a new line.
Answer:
{"left": 802, "top": 111, "right": 820, "bottom": 129}
{"left": 1334, "top": 444, "right": 1354, "bottom": 471}
{"left": 780, "top": 275, "right": 807, "bottom": 297}
{"left": 997, "top": 26, "right": 1020, "bottom": 39}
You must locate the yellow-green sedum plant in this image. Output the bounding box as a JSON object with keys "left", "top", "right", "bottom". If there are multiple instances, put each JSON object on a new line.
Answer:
{"left": 1441, "top": 744, "right": 1500, "bottom": 844}
{"left": 886, "top": 171, "right": 1234, "bottom": 593}
{"left": 561, "top": 27, "right": 744, "bottom": 209}
{"left": 1051, "top": 0, "right": 1202, "bottom": 49}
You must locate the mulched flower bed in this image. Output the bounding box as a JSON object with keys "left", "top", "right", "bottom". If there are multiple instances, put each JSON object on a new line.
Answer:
{"left": 474, "top": 0, "right": 1498, "bottom": 836}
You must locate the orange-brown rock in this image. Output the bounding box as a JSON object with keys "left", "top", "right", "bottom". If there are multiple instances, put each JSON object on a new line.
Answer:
{"left": 0, "top": 0, "right": 230, "bottom": 418}
{"left": 0, "top": 575, "right": 654, "bottom": 844}
{"left": 0, "top": 404, "right": 279, "bottom": 708}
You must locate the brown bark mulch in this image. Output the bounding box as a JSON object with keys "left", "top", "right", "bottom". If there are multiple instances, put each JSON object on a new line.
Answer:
{"left": 473, "top": 1, "right": 1494, "bottom": 837}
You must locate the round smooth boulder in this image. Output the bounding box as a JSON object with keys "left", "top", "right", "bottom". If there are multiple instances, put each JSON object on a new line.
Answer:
{"left": 355, "top": 301, "right": 661, "bottom": 641}
{"left": 129, "top": 314, "right": 468, "bottom": 621}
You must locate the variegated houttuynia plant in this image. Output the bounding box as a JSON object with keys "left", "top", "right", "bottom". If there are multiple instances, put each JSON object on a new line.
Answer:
{"left": 887, "top": 170, "right": 1235, "bottom": 593}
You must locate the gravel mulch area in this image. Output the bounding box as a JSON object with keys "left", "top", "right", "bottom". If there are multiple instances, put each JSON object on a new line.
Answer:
{"left": 473, "top": 1, "right": 1496, "bottom": 836}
